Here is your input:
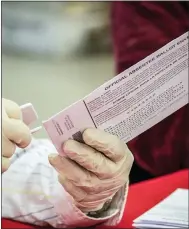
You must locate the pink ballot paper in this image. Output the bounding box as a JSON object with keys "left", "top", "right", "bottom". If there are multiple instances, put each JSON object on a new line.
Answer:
{"left": 43, "top": 32, "right": 189, "bottom": 155}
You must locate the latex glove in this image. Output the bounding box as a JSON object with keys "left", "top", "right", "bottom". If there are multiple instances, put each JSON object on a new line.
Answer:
{"left": 2, "top": 98, "right": 32, "bottom": 172}
{"left": 49, "top": 128, "right": 134, "bottom": 213}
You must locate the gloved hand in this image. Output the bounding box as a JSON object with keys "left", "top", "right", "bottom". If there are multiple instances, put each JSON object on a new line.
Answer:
{"left": 2, "top": 98, "right": 32, "bottom": 173}
{"left": 49, "top": 128, "right": 134, "bottom": 213}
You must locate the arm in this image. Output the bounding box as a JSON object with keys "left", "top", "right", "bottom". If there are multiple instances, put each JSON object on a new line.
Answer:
{"left": 111, "top": 2, "right": 189, "bottom": 176}
{"left": 2, "top": 138, "right": 129, "bottom": 228}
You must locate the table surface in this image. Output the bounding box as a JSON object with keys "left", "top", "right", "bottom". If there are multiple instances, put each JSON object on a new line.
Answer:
{"left": 2, "top": 169, "right": 188, "bottom": 229}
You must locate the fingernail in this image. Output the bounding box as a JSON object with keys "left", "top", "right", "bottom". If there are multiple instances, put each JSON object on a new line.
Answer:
{"left": 48, "top": 154, "right": 58, "bottom": 165}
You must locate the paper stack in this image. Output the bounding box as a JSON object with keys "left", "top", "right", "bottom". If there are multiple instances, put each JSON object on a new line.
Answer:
{"left": 133, "top": 188, "right": 188, "bottom": 228}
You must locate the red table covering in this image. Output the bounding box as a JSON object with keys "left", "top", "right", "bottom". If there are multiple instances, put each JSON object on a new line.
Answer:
{"left": 2, "top": 169, "right": 188, "bottom": 228}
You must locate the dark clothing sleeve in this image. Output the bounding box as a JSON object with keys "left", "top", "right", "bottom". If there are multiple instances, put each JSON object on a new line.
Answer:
{"left": 111, "top": 1, "right": 189, "bottom": 177}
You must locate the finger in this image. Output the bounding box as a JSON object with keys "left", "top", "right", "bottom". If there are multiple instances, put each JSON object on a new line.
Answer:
{"left": 59, "top": 175, "right": 114, "bottom": 213}
{"left": 2, "top": 133, "right": 16, "bottom": 157}
{"left": 3, "top": 118, "right": 31, "bottom": 148}
{"left": 48, "top": 154, "right": 99, "bottom": 189}
{"left": 63, "top": 140, "right": 116, "bottom": 179}
{"left": 58, "top": 175, "right": 87, "bottom": 202}
{"left": 2, "top": 157, "right": 11, "bottom": 173}
{"left": 83, "top": 128, "right": 127, "bottom": 162}
{"left": 2, "top": 98, "right": 22, "bottom": 120}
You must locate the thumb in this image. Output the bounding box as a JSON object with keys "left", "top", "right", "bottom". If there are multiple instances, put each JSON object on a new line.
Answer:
{"left": 3, "top": 98, "right": 22, "bottom": 120}
{"left": 3, "top": 118, "right": 31, "bottom": 148}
